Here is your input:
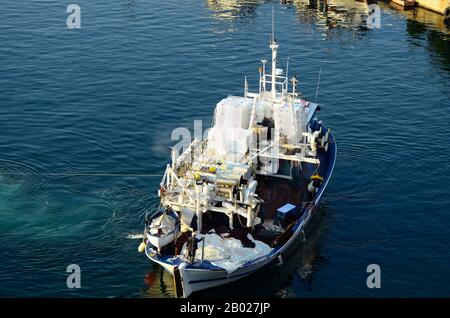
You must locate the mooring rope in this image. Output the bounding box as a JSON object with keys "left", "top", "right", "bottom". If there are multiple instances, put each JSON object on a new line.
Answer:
{"left": 0, "top": 172, "right": 164, "bottom": 177}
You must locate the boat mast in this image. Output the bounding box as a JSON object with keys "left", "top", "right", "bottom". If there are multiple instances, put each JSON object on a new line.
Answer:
{"left": 270, "top": 7, "right": 278, "bottom": 100}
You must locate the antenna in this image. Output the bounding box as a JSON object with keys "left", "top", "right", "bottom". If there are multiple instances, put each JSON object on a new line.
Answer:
{"left": 285, "top": 41, "right": 292, "bottom": 96}
{"left": 315, "top": 68, "right": 322, "bottom": 103}
{"left": 269, "top": 5, "right": 279, "bottom": 99}
{"left": 244, "top": 76, "right": 248, "bottom": 98}
{"left": 271, "top": 5, "right": 275, "bottom": 43}
{"left": 285, "top": 57, "right": 290, "bottom": 94}
{"left": 260, "top": 59, "right": 267, "bottom": 92}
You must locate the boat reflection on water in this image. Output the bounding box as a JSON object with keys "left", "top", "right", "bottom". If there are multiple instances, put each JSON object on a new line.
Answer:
{"left": 290, "top": 0, "right": 372, "bottom": 35}
{"left": 206, "top": 0, "right": 262, "bottom": 20}
{"left": 377, "top": 2, "right": 450, "bottom": 71}
{"left": 141, "top": 267, "right": 177, "bottom": 298}
{"left": 206, "top": 0, "right": 448, "bottom": 38}
{"left": 291, "top": 204, "right": 332, "bottom": 293}
{"left": 381, "top": 1, "right": 450, "bottom": 33}
{"left": 406, "top": 18, "right": 450, "bottom": 71}
{"left": 206, "top": 0, "right": 372, "bottom": 34}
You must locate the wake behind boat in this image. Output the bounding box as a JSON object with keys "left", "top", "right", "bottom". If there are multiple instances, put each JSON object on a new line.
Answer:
{"left": 138, "top": 33, "right": 336, "bottom": 298}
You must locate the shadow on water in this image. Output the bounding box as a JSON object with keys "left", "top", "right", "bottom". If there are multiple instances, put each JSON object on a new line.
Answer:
{"left": 406, "top": 19, "right": 450, "bottom": 71}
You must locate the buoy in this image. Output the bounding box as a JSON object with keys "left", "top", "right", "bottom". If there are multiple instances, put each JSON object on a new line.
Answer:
{"left": 308, "top": 174, "right": 324, "bottom": 195}
{"left": 138, "top": 241, "right": 146, "bottom": 253}
{"left": 209, "top": 166, "right": 217, "bottom": 173}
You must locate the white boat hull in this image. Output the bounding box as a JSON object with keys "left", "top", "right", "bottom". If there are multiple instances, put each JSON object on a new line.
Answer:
{"left": 146, "top": 232, "right": 177, "bottom": 251}
{"left": 178, "top": 256, "right": 277, "bottom": 297}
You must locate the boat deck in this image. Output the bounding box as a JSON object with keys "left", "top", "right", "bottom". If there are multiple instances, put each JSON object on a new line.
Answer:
{"left": 255, "top": 175, "right": 307, "bottom": 220}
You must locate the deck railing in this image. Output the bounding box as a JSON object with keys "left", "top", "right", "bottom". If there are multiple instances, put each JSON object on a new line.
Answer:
{"left": 259, "top": 74, "right": 288, "bottom": 95}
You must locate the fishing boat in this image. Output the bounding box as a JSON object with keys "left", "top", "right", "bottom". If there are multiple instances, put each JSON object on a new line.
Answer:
{"left": 138, "top": 32, "right": 337, "bottom": 298}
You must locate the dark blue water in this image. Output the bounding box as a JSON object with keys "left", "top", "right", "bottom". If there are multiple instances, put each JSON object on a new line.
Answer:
{"left": 0, "top": 0, "right": 449, "bottom": 297}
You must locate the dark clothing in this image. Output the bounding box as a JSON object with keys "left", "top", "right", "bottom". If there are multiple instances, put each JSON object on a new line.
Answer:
{"left": 187, "top": 236, "right": 202, "bottom": 263}
{"left": 229, "top": 228, "right": 255, "bottom": 248}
